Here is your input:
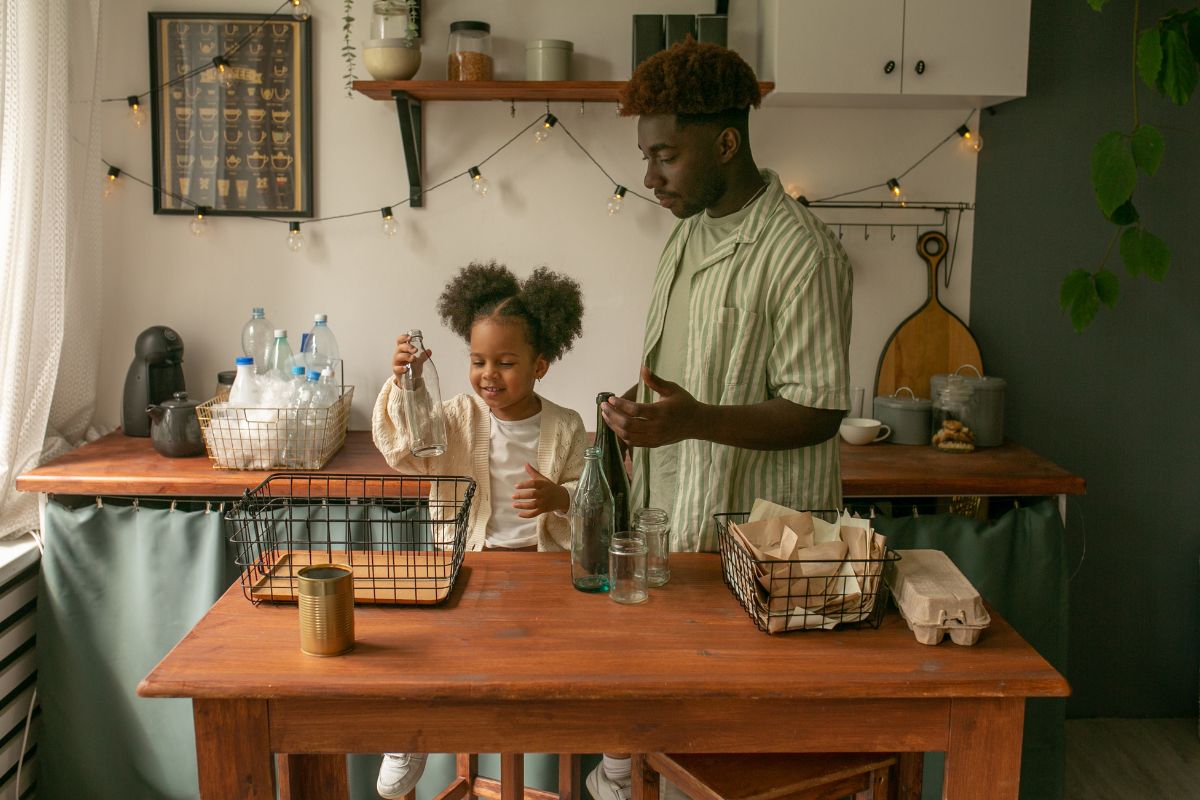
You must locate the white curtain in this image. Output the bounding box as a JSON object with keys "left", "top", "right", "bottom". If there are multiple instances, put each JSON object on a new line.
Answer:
{"left": 0, "top": 0, "right": 104, "bottom": 539}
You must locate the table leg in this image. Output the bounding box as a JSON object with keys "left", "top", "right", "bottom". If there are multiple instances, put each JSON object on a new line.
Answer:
{"left": 501, "top": 753, "right": 524, "bottom": 800}
{"left": 631, "top": 754, "right": 660, "bottom": 800}
{"left": 558, "top": 754, "right": 582, "bottom": 800}
{"left": 277, "top": 753, "right": 349, "bottom": 799}
{"left": 193, "top": 698, "right": 274, "bottom": 800}
{"left": 943, "top": 698, "right": 1025, "bottom": 799}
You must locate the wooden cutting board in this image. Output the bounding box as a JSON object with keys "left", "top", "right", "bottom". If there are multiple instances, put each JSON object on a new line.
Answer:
{"left": 874, "top": 231, "right": 982, "bottom": 400}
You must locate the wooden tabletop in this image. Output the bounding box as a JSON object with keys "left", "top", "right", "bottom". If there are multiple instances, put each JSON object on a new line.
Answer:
{"left": 17, "top": 431, "right": 1084, "bottom": 498}
{"left": 138, "top": 553, "right": 1069, "bottom": 703}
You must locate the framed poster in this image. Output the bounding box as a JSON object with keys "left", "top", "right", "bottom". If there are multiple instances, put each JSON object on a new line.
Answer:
{"left": 148, "top": 12, "right": 313, "bottom": 216}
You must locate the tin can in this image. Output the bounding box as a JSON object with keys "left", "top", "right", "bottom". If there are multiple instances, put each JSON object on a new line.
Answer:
{"left": 297, "top": 564, "right": 355, "bottom": 656}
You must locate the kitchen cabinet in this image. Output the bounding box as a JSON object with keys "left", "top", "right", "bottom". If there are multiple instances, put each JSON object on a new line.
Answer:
{"left": 758, "top": 0, "right": 1032, "bottom": 107}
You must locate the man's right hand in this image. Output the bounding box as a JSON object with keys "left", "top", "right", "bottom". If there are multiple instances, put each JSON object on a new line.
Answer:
{"left": 391, "top": 334, "right": 431, "bottom": 386}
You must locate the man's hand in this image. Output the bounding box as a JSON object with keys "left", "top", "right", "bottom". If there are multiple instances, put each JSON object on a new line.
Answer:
{"left": 512, "top": 463, "right": 570, "bottom": 518}
{"left": 601, "top": 366, "right": 704, "bottom": 448}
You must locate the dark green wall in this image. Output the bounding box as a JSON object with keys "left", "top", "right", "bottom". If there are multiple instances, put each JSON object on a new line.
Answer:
{"left": 971, "top": 0, "right": 1200, "bottom": 717}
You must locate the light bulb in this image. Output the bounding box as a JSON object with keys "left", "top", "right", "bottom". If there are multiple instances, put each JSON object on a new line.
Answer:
{"left": 607, "top": 185, "right": 626, "bottom": 216}
{"left": 287, "top": 221, "right": 304, "bottom": 252}
{"left": 290, "top": 0, "right": 311, "bottom": 20}
{"left": 103, "top": 166, "right": 121, "bottom": 199}
{"left": 534, "top": 112, "right": 558, "bottom": 144}
{"left": 190, "top": 207, "right": 208, "bottom": 236}
{"left": 212, "top": 56, "right": 234, "bottom": 87}
{"left": 785, "top": 183, "right": 805, "bottom": 200}
{"left": 468, "top": 166, "right": 489, "bottom": 197}
{"left": 956, "top": 124, "right": 983, "bottom": 153}
{"left": 127, "top": 96, "right": 146, "bottom": 128}
{"left": 380, "top": 206, "right": 399, "bottom": 238}
{"left": 886, "top": 178, "right": 907, "bottom": 206}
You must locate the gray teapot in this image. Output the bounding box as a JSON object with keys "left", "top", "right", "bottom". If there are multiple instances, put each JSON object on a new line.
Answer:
{"left": 147, "top": 391, "right": 206, "bottom": 457}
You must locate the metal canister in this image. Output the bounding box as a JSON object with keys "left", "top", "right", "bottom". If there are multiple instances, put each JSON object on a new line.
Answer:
{"left": 873, "top": 387, "right": 932, "bottom": 445}
{"left": 297, "top": 564, "right": 355, "bottom": 656}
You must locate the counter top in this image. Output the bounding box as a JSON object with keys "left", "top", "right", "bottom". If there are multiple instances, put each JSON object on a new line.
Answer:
{"left": 16, "top": 430, "right": 1085, "bottom": 498}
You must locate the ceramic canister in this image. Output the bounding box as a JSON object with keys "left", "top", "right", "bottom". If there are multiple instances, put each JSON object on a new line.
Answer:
{"left": 873, "top": 387, "right": 932, "bottom": 445}
{"left": 930, "top": 367, "right": 1007, "bottom": 447}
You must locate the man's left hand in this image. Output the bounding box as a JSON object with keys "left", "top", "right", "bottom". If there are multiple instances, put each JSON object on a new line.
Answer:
{"left": 601, "top": 366, "right": 704, "bottom": 448}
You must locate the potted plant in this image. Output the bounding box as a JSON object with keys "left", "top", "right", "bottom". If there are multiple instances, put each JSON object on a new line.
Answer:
{"left": 344, "top": 0, "right": 422, "bottom": 95}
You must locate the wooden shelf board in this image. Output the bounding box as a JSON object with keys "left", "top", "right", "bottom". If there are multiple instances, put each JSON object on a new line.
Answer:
{"left": 353, "top": 80, "right": 775, "bottom": 103}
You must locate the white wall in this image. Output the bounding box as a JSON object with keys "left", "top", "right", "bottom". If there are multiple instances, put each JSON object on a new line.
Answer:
{"left": 96, "top": 0, "right": 979, "bottom": 430}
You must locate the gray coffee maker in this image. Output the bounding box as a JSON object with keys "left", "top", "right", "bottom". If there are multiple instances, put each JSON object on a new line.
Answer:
{"left": 122, "top": 326, "right": 186, "bottom": 436}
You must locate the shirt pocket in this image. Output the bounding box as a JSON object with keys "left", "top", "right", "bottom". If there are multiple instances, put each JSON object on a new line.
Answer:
{"left": 703, "top": 307, "right": 760, "bottom": 387}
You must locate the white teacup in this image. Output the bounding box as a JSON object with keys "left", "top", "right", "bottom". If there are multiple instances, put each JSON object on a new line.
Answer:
{"left": 839, "top": 417, "right": 891, "bottom": 445}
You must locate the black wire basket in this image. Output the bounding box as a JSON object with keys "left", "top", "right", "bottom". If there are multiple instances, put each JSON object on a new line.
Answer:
{"left": 227, "top": 473, "right": 475, "bottom": 605}
{"left": 714, "top": 511, "right": 899, "bottom": 634}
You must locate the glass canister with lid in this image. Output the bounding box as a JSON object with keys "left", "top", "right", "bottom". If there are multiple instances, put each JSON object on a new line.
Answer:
{"left": 931, "top": 374, "right": 976, "bottom": 453}
{"left": 447, "top": 20, "right": 493, "bottom": 80}
{"left": 930, "top": 365, "right": 1007, "bottom": 447}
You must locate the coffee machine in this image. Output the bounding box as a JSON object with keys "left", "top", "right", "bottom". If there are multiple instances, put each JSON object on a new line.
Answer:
{"left": 123, "top": 326, "right": 186, "bottom": 437}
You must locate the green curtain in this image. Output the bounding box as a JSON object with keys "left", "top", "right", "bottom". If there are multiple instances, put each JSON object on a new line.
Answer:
{"left": 873, "top": 499, "right": 1068, "bottom": 800}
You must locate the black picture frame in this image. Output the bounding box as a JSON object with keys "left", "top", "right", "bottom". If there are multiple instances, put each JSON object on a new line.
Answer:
{"left": 148, "top": 11, "right": 313, "bottom": 217}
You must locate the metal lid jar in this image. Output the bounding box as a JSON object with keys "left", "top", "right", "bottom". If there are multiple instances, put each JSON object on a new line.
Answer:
{"left": 873, "top": 387, "right": 932, "bottom": 446}
{"left": 931, "top": 374, "right": 975, "bottom": 453}
{"left": 447, "top": 20, "right": 492, "bottom": 80}
{"left": 525, "top": 38, "right": 573, "bottom": 80}
{"left": 930, "top": 365, "right": 1006, "bottom": 447}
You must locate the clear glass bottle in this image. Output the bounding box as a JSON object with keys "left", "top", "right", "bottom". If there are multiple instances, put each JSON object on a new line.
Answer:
{"left": 399, "top": 329, "right": 448, "bottom": 457}
{"left": 634, "top": 508, "right": 670, "bottom": 587}
{"left": 571, "top": 446, "right": 613, "bottom": 593}
{"left": 595, "top": 392, "right": 631, "bottom": 533}
{"left": 447, "top": 20, "right": 492, "bottom": 80}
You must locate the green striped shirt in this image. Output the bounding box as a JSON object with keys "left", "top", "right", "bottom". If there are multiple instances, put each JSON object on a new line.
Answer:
{"left": 632, "top": 170, "right": 853, "bottom": 552}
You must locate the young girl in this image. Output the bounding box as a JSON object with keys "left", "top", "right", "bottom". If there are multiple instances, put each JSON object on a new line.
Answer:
{"left": 372, "top": 261, "right": 586, "bottom": 798}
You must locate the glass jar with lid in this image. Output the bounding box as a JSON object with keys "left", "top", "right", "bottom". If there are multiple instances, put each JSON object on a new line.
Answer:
{"left": 447, "top": 20, "right": 493, "bottom": 80}
{"left": 931, "top": 375, "right": 976, "bottom": 452}
{"left": 370, "top": 0, "right": 418, "bottom": 40}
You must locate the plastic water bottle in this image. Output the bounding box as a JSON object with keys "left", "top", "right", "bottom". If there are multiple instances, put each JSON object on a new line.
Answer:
{"left": 265, "top": 329, "right": 295, "bottom": 379}
{"left": 288, "top": 364, "right": 307, "bottom": 403}
{"left": 299, "top": 370, "right": 324, "bottom": 467}
{"left": 228, "top": 356, "right": 260, "bottom": 406}
{"left": 301, "top": 313, "right": 340, "bottom": 375}
{"left": 241, "top": 308, "right": 274, "bottom": 374}
{"left": 280, "top": 366, "right": 312, "bottom": 468}
{"left": 399, "top": 329, "right": 448, "bottom": 457}
{"left": 313, "top": 366, "right": 339, "bottom": 407}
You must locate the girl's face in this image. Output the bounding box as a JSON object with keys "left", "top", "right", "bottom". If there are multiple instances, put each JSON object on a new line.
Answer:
{"left": 468, "top": 318, "right": 548, "bottom": 421}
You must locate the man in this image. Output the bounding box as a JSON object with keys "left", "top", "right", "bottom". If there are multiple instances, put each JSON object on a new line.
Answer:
{"left": 589, "top": 37, "right": 853, "bottom": 800}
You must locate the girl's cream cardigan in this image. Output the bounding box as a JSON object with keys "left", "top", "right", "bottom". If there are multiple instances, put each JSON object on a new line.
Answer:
{"left": 372, "top": 380, "right": 586, "bottom": 551}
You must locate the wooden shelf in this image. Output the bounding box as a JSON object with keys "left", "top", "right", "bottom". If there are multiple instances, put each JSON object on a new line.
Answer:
{"left": 353, "top": 80, "right": 774, "bottom": 103}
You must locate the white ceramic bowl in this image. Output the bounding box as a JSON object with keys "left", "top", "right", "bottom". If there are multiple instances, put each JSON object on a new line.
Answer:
{"left": 839, "top": 417, "right": 891, "bottom": 446}
{"left": 363, "top": 38, "right": 422, "bottom": 81}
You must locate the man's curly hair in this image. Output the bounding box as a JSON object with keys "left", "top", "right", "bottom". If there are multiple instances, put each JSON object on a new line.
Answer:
{"left": 437, "top": 261, "right": 584, "bottom": 363}
{"left": 619, "top": 37, "right": 761, "bottom": 118}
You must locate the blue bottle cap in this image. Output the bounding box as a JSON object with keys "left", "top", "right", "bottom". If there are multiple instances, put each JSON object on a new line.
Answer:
{"left": 291, "top": 365, "right": 306, "bottom": 375}
{"left": 307, "top": 370, "right": 321, "bottom": 381}
{"left": 236, "top": 356, "right": 254, "bottom": 365}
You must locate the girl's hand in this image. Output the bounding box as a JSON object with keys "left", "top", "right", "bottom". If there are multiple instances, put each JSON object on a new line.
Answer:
{"left": 391, "top": 334, "right": 432, "bottom": 386}
{"left": 512, "top": 463, "right": 570, "bottom": 519}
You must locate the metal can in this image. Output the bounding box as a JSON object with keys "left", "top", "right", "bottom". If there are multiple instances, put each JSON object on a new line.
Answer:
{"left": 297, "top": 564, "right": 355, "bottom": 656}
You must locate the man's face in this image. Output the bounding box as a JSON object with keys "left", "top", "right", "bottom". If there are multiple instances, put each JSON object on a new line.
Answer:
{"left": 637, "top": 114, "right": 725, "bottom": 219}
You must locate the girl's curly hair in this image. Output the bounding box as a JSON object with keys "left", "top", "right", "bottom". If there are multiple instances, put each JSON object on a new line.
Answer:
{"left": 619, "top": 37, "right": 761, "bottom": 118}
{"left": 437, "top": 261, "right": 584, "bottom": 363}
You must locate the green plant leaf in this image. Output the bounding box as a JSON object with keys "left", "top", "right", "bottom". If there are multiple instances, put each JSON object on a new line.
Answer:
{"left": 1086, "top": 0, "right": 1111, "bottom": 10}
{"left": 1060, "top": 269, "right": 1100, "bottom": 332}
{"left": 1160, "top": 28, "right": 1198, "bottom": 105}
{"left": 1094, "top": 269, "right": 1120, "bottom": 308}
{"left": 1130, "top": 124, "right": 1165, "bottom": 176}
{"left": 1091, "top": 131, "right": 1137, "bottom": 216}
{"left": 1106, "top": 199, "right": 1139, "bottom": 225}
{"left": 1137, "top": 28, "right": 1163, "bottom": 89}
{"left": 1120, "top": 227, "right": 1171, "bottom": 280}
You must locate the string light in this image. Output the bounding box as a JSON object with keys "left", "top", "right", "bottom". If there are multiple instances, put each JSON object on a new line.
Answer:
{"left": 380, "top": 206, "right": 399, "bottom": 238}
{"left": 212, "top": 56, "right": 234, "bottom": 87}
{"left": 534, "top": 113, "right": 559, "bottom": 144}
{"left": 287, "top": 221, "right": 304, "bottom": 251}
{"left": 886, "top": 178, "right": 908, "bottom": 207}
{"left": 190, "top": 206, "right": 209, "bottom": 236}
{"left": 468, "top": 166, "right": 489, "bottom": 197}
{"left": 956, "top": 124, "right": 983, "bottom": 153}
{"left": 607, "top": 185, "right": 626, "bottom": 215}
{"left": 289, "top": 0, "right": 311, "bottom": 21}
{"left": 103, "top": 166, "right": 121, "bottom": 198}
{"left": 126, "top": 96, "right": 146, "bottom": 128}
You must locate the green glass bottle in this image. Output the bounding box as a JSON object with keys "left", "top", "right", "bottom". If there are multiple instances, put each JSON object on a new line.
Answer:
{"left": 594, "top": 392, "right": 631, "bottom": 533}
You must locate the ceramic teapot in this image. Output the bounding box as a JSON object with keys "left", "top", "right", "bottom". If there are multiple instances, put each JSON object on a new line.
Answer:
{"left": 147, "top": 391, "right": 206, "bottom": 457}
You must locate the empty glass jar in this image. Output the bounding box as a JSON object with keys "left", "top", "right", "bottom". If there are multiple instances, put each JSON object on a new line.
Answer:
{"left": 608, "top": 536, "right": 648, "bottom": 604}
{"left": 634, "top": 508, "right": 670, "bottom": 587}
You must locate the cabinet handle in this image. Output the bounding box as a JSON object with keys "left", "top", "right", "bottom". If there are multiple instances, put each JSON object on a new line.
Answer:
{"left": 884, "top": 60, "right": 896, "bottom": 75}
{"left": 914, "top": 59, "right": 926, "bottom": 75}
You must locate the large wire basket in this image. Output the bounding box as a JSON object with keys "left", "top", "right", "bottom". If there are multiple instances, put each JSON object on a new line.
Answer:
{"left": 196, "top": 386, "right": 354, "bottom": 470}
{"left": 227, "top": 473, "right": 475, "bottom": 605}
{"left": 714, "top": 511, "right": 899, "bottom": 634}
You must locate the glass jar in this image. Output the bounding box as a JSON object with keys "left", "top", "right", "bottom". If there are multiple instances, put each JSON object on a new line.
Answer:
{"left": 931, "top": 375, "right": 976, "bottom": 452}
{"left": 370, "top": 0, "right": 417, "bottom": 40}
{"left": 448, "top": 20, "right": 492, "bottom": 80}
{"left": 608, "top": 537, "right": 648, "bottom": 605}
{"left": 633, "top": 508, "right": 670, "bottom": 587}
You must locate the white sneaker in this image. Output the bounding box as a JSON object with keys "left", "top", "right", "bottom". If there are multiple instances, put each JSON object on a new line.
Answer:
{"left": 377, "top": 752, "right": 428, "bottom": 799}
{"left": 586, "top": 763, "right": 631, "bottom": 800}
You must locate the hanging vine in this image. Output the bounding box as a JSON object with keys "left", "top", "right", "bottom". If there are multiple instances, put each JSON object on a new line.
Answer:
{"left": 342, "top": 0, "right": 358, "bottom": 97}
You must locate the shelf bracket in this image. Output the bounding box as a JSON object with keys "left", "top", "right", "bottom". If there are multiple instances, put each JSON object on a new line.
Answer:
{"left": 392, "top": 90, "right": 423, "bottom": 208}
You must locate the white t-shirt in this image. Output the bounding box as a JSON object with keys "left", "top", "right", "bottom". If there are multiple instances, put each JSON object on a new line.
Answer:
{"left": 485, "top": 411, "right": 542, "bottom": 549}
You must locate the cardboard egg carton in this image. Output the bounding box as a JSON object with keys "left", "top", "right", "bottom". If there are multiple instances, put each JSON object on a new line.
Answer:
{"left": 886, "top": 549, "right": 990, "bottom": 646}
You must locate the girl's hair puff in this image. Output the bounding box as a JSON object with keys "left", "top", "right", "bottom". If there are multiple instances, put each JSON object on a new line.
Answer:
{"left": 437, "top": 261, "right": 584, "bottom": 363}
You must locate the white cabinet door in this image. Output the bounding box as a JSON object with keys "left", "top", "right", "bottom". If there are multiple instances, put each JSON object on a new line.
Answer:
{"left": 902, "top": 0, "right": 1031, "bottom": 97}
{"left": 763, "top": 0, "right": 904, "bottom": 95}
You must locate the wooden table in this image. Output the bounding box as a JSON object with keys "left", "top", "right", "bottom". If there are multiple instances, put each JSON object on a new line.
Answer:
{"left": 138, "top": 553, "right": 1069, "bottom": 800}
{"left": 18, "top": 430, "right": 1085, "bottom": 499}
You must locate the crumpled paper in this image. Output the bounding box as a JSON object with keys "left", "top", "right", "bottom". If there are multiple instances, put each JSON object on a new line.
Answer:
{"left": 731, "top": 501, "right": 887, "bottom": 632}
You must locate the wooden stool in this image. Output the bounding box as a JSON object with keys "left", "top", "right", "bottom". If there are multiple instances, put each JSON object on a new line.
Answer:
{"left": 631, "top": 752, "right": 923, "bottom": 800}
{"left": 415, "top": 753, "right": 583, "bottom": 800}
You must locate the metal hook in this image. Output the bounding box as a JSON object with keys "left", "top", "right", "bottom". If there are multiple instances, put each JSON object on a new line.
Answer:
{"left": 169, "top": 499, "right": 177, "bottom": 513}
{"left": 132, "top": 498, "right": 140, "bottom": 513}
{"left": 837, "top": 225, "right": 843, "bottom": 240}
{"left": 889, "top": 225, "right": 896, "bottom": 241}
{"left": 579, "top": 101, "right": 585, "bottom": 115}
{"left": 205, "top": 500, "right": 212, "bottom": 514}
{"left": 95, "top": 496, "right": 103, "bottom": 509}
{"left": 509, "top": 100, "right": 515, "bottom": 118}
{"left": 863, "top": 226, "right": 870, "bottom": 241}
{"left": 545, "top": 100, "right": 550, "bottom": 115}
